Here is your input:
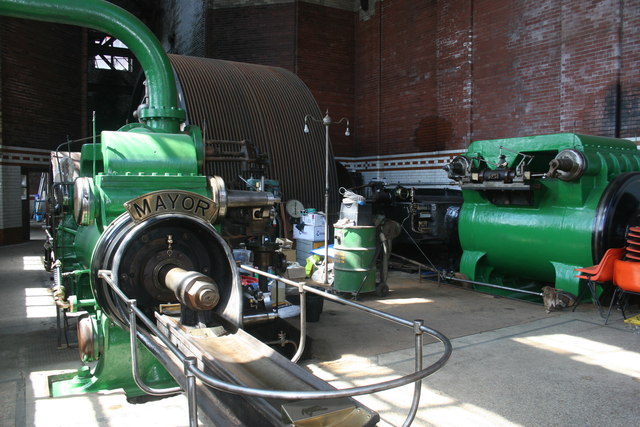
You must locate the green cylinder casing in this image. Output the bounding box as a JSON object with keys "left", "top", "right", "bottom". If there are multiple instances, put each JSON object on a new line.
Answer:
{"left": 458, "top": 133, "right": 640, "bottom": 296}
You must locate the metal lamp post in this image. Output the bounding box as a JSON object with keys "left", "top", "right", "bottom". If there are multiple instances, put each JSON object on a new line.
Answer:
{"left": 304, "top": 111, "right": 350, "bottom": 284}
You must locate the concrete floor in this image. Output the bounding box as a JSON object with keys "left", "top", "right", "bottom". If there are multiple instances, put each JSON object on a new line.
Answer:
{"left": 303, "top": 279, "right": 640, "bottom": 426}
{"left": 2, "top": 224, "right": 639, "bottom": 426}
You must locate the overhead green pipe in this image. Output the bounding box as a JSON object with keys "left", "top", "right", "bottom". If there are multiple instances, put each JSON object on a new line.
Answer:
{"left": 0, "top": 0, "right": 185, "bottom": 133}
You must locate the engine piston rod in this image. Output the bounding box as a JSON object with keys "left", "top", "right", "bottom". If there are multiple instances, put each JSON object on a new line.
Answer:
{"left": 161, "top": 267, "right": 220, "bottom": 311}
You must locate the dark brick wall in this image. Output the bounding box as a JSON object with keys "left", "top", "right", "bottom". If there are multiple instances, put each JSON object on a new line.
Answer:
{"left": 206, "top": 4, "right": 296, "bottom": 70}
{"left": 355, "top": 0, "right": 438, "bottom": 156}
{"left": 206, "top": 2, "right": 355, "bottom": 156}
{"left": 353, "top": 2, "right": 381, "bottom": 157}
{"left": 1, "top": 17, "right": 83, "bottom": 150}
{"left": 296, "top": 2, "right": 354, "bottom": 156}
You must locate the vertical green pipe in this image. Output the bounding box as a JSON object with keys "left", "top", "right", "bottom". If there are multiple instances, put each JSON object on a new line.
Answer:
{"left": 0, "top": 0, "right": 185, "bottom": 133}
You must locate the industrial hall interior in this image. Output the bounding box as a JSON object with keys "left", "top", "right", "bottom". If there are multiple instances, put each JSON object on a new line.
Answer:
{"left": 2, "top": 0, "right": 640, "bottom": 426}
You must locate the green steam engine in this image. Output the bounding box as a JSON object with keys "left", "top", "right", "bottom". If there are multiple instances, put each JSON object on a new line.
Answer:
{"left": 2, "top": 0, "right": 278, "bottom": 397}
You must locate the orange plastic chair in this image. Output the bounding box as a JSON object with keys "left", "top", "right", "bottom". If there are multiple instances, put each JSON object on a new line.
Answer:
{"left": 605, "top": 259, "right": 640, "bottom": 324}
{"left": 574, "top": 247, "right": 625, "bottom": 316}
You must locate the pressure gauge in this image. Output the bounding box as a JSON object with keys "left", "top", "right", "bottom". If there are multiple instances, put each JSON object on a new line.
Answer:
{"left": 285, "top": 199, "right": 304, "bottom": 219}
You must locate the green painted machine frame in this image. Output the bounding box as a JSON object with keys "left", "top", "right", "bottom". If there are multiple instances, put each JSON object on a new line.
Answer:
{"left": 449, "top": 133, "right": 640, "bottom": 298}
{"left": 49, "top": 129, "right": 209, "bottom": 397}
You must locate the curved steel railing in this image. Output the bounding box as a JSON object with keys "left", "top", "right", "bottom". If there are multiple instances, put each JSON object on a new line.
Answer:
{"left": 98, "top": 267, "right": 452, "bottom": 427}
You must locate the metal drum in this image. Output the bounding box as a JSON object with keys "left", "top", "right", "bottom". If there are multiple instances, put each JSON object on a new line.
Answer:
{"left": 333, "top": 225, "right": 377, "bottom": 294}
{"left": 168, "top": 54, "right": 339, "bottom": 214}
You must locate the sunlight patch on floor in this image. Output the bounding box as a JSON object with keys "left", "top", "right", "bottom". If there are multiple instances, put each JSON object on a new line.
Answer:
{"left": 377, "top": 297, "right": 434, "bottom": 305}
{"left": 25, "top": 288, "right": 56, "bottom": 318}
{"left": 23, "top": 256, "right": 44, "bottom": 271}
{"left": 306, "top": 359, "right": 520, "bottom": 427}
{"left": 512, "top": 334, "right": 640, "bottom": 378}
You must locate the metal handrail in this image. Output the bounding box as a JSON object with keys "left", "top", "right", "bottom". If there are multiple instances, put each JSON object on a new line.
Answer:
{"left": 97, "top": 268, "right": 452, "bottom": 426}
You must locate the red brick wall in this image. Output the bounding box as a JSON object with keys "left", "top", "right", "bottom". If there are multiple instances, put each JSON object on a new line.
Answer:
{"left": 3, "top": 1, "right": 639, "bottom": 161}
{"left": 556, "top": 0, "right": 623, "bottom": 137}
{"left": 436, "top": 0, "right": 473, "bottom": 150}
{"left": 1, "top": 17, "right": 83, "bottom": 150}
{"left": 471, "top": 0, "right": 640, "bottom": 141}
{"left": 353, "top": 0, "right": 640, "bottom": 155}
{"left": 471, "top": 0, "right": 564, "bottom": 141}
{"left": 503, "top": 0, "right": 563, "bottom": 138}
{"left": 203, "top": 0, "right": 640, "bottom": 157}
{"left": 472, "top": 0, "right": 519, "bottom": 140}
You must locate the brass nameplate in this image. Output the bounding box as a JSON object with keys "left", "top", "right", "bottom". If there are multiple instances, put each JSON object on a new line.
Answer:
{"left": 125, "top": 190, "right": 217, "bottom": 223}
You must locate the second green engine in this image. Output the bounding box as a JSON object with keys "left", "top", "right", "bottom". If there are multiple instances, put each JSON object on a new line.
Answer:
{"left": 446, "top": 133, "right": 640, "bottom": 297}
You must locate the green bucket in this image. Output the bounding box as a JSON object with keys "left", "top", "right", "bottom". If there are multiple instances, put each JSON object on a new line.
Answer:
{"left": 333, "top": 225, "right": 377, "bottom": 293}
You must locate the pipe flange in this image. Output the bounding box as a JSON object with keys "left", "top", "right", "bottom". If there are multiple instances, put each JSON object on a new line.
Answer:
{"left": 209, "top": 176, "right": 227, "bottom": 218}
{"left": 73, "top": 177, "right": 95, "bottom": 226}
{"left": 137, "top": 106, "right": 186, "bottom": 121}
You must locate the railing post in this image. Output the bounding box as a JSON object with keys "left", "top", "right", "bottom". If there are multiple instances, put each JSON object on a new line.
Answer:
{"left": 291, "top": 283, "right": 306, "bottom": 363}
{"left": 402, "top": 319, "right": 425, "bottom": 427}
{"left": 184, "top": 357, "right": 199, "bottom": 427}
